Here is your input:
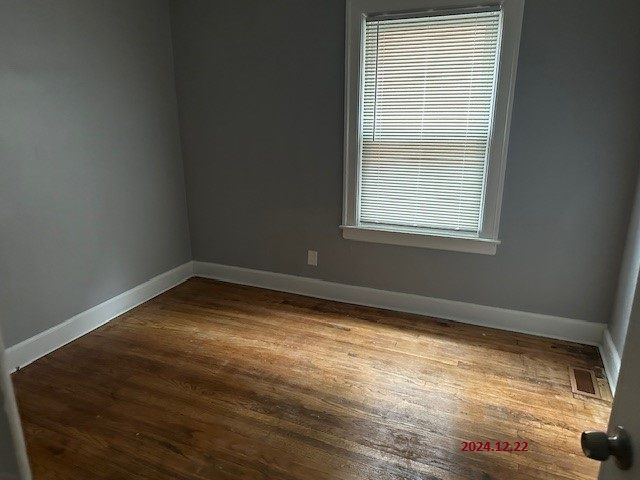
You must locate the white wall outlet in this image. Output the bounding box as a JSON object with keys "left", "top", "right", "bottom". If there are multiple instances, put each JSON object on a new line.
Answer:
{"left": 307, "top": 250, "right": 318, "bottom": 266}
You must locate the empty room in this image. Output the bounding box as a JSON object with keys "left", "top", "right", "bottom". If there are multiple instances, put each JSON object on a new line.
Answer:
{"left": 2, "top": 0, "right": 640, "bottom": 479}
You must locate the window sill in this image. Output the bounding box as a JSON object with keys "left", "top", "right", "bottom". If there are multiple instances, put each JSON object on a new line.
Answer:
{"left": 340, "top": 225, "right": 500, "bottom": 255}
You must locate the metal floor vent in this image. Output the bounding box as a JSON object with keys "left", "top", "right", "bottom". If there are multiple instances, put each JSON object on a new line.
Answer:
{"left": 569, "top": 366, "right": 601, "bottom": 399}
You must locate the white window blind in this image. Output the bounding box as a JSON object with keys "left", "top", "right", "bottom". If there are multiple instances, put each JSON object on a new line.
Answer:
{"left": 359, "top": 9, "right": 502, "bottom": 235}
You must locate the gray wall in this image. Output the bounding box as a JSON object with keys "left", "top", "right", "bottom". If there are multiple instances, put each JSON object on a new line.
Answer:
{"left": 170, "top": 0, "right": 640, "bottom": 324}
{"left": 609, "top": 173, "right": 640, "bottom": 355}
{"left": 0, "top": 0, "right": 191, "bottom": 347}
{"left": 2, "top": 0, "right": 639, "bottom": 349}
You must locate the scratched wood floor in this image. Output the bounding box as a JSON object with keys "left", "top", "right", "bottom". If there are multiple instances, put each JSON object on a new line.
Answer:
{"left": 12, "top": 277, "right": 611, "bottom": 480}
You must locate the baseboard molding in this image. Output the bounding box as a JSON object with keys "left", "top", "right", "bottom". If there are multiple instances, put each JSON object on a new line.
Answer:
{"left": 5, "top": 261, "right": 194, "bottom": 372}
{"left": 7, "top": 260, "right": 610, "bottom": 381}
{"left": 193, "top": 261, "right": 605, "bottom": 346}
{"left": 599, "top": 328, "right": 621, "bottom": 394}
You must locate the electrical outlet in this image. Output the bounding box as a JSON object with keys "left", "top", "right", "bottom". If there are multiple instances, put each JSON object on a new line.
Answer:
{"left": 307, "top": 250, "right": 318, "bottom": 266}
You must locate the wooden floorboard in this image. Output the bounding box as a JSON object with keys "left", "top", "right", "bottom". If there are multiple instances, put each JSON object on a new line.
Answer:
{"left": 12, "top": 277, "right": 611, "bottom": 479}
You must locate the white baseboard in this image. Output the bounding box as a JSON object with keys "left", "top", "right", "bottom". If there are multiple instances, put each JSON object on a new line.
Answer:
{"left": 5, "top": 261, "right": 194, "bottom": 372}
{"left": 7, "top": 259, "right": 611, "bottom": 384}
{"left": 193, "top": 261, "right": 605, "bottom": 346}
{"left": 599, "top": 328, "right": 621, "bottom": 394}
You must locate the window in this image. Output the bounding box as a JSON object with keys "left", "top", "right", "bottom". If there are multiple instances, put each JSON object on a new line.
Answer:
{"left": 342, "top": 0, "right": 524, "bottom": 254}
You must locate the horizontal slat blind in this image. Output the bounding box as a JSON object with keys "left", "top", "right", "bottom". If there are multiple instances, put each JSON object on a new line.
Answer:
{"left": 359, "top": 10, "right": 502, "bottom": 234}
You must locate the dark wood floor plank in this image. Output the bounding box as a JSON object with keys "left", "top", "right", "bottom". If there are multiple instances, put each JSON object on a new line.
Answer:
{"left": 12, "top": 277, "right": 611, "bottom": 479}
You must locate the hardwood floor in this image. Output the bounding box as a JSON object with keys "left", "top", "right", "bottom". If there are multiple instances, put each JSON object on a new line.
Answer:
{"left": 12, "top": 277, "right": 611, "bottom": 480}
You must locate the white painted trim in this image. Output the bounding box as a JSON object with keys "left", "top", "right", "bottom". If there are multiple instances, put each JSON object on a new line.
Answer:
{"left": 599, "top": 328, "right": 621, "bottom": 395}
{"left": 341, "top": 225, "right": 499, "bottom": 255}
{"left": 193, "top": 261, "right": 605, "bottom": 346}
{"left": 7, "top": 259, "right": 612, "bottom": 387}
{"left": 342, "top": 0, "right": 525, "bottom": 252}
{"left": 0, "top": 332, "right": 31, "bottom": 479}
{"left": 5, "top": 262, "right": 194, "bottom": 372}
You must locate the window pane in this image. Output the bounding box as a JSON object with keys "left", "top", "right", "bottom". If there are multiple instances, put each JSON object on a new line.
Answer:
{"left": 359, "top": 10, "right": 502, "bottom": 234}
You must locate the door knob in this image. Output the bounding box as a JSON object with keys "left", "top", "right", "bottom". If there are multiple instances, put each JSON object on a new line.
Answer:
{"left": 581, "top": 426, "right": 632, "bottom": 470}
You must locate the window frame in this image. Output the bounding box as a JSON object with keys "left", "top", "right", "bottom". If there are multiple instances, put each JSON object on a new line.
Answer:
{"left": 341, "top": 0, "right": 525, "bottom": 255}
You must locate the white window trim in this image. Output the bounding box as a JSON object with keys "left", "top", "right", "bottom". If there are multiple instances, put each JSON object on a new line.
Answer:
{"left": 341, "top": 0, "right": 525, "bottom": 255}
